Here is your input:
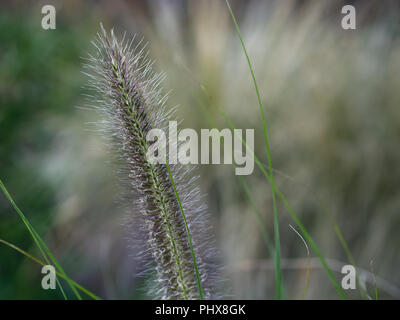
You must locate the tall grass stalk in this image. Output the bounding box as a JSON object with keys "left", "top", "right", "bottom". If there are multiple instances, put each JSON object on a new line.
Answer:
{"left": 236, "top": 176, "right": 274, "bottom": 258}
{"left": 84, "top": 25, "right": 216, "bottom": 299}
{"left": 0, "top": 239, "right": 101, "bottom": 300}
{"left": 199, "top": 85, "right": 346, "bottom": 299}
{"left": 225, "top": 0, "right": 283, "bottom": 299}
{"left": 195, "top": 94, "right": 275, "bottom": 258}
{"left": 0, "top": 178, "right": 81, "bottom": 299}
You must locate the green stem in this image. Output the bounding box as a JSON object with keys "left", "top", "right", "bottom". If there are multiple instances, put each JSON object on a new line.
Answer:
{"left": 113, "top": 60, "right": 204, "bottom": 299}
{"left": 0, "top": 239, "right": 101, "bottom": 300}
{"left": 199, "top": 85, "right": 346, "bottom": 299}
{"left": 0, "top": 178, "right": 82, "bottom": 299}
{"left": 226, "top": 0, "right": 282, "bottom": 299}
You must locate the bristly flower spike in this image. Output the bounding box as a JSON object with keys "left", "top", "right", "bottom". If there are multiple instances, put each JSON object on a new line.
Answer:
{"left": 84, "top": 24, "right": 218, "bottom": 299}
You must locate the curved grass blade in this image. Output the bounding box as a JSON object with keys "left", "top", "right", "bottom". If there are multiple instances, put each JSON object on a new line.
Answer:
{"left": 370, "top": 260, "right": 378, "bottom": 300}
{"left": 136, "top": 82, "right": 204, "bottom": 301}
{"left": 0, "top": 179, "right": 67, "bottom": 299}
{"left": 0, "top": 178, "right": 82, "bottom": 300}
{"left": 237, "top": 175, "right": 287, "bottom": 298}
{"left": 165, "top": 159, "right": 204, "bottom": 299}
{"left": 0, "top": 239, "right": 101, "bottom": 300}
{"left": 236, "top": 176, "right": 274, "bottom": 257}
{"left": 199, "top": 85, "right": 346, "bottom": 299}
{"left": 88, "top": 27, "right": 205, "bottom": 299}
{"left": 171, "top": 21, "right": 346, "bottom": 299}
{"left": 333, "top": 223, "right": 369, "bottom": 299}
{"left": 225, "top": 0, "right": 282, "bottom": 299}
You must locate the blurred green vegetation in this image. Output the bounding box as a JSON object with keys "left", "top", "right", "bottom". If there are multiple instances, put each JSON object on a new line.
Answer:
{"left": 0, "top": 3, "right": 152, "bottom": 299}
{"left": 0, "top": 8, "right": 90, "bottom": 298}
{"left": 1, "top": 0, "right": 400, "bottom": 299}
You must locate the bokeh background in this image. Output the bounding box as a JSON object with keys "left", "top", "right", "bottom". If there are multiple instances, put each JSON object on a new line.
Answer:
{"left": 1, "top": 0, "right": 399, "bottom": 299}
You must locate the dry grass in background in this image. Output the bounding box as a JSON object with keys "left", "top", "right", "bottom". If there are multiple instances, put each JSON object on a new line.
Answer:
{"left": 1, "top": 0, "right": 399, "bottom": 299}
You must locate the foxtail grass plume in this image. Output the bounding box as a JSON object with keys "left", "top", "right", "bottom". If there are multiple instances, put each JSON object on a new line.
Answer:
{"left": 84, "top": 24, "right": 218, "bottom": 299}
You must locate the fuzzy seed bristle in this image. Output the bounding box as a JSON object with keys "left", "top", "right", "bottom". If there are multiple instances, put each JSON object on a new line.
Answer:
{"left": 84, "top": 24, "right": 218, "bottom": 299}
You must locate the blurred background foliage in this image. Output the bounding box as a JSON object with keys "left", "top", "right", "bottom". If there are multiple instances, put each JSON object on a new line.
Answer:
{"left": 0, "top": 0, "right": 399, "bottom": 299}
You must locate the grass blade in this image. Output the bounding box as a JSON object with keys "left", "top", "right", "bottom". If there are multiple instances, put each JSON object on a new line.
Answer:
{"left": 138, "top": 89, "right": 205, "bottom": 300}
{"left": 225, "top": 0, "right": 282, "bottom": 299}
{"left": 236, "top": 176, "right": 274, "bottom": 257}
{"left": 333, "top": 223, "right": 369, "bottom": 299}
{"left": 0, "top": 178, "right": 82, "bottom": 299}
{"left": 164, "top": 160, "right": 204, "bottom": 299}
{"left": 0, "top": 239, "right": 101, "bottom": 300}
{"left": 199, "top": 85, "right": 346, "bottom": 299}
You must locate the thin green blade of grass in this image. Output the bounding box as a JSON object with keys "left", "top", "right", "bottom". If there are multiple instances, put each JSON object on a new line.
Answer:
{"left": 138, "top": 93, "right": 204, "bottom": 300}
{"left": 369, "top": 261, "right": 378, "bottom": 300}
{"left": 265, "top": 166, "right": 369, "bottom": 300}
{"left": 0, "top": 178, "right": 82, "bottom": 300}
{"left": 199, "top": 85, "right": 346, "bottom": 299}
{"left": 110, "top": 52, "right": 201, "bottom": 299}
{"left": 275, "top": 188, "right": 346, "bottom": 299}
{"left": 333, "top": 223, "right": 369, "bottom": 299}
{"left": 0, "top": 239, "right": 101, "bottom": 300}
{"left": 236, "top": 175, "right": 274, "bottom": 258}
{"left": 236, "top": 175, "right": 287, "bottom": 298}
{"left": 174, "top": 19, "right": 346, "bottom": 299}
{"left": 225, "top": 0, "right": 282, "bottom": 299}
{"left": 313, "top": 191, "right": 368, "bottom": 299}
{"left": 29, "top": 226, "right": 83, "bottom": 299}
{"left": 196, "top": 94, "right": 274, "bottom": 257}
{"left": 0, "top": 179, "right": 67, "bottom": 299}
{"left": 93, "top": 27, "right": 205, "bottom": 299}
{"left": 196, "top": 94, "right": 281, "bottom": 290}
{"left": 165, "top": 161, "right": 204, "bottom": 299}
